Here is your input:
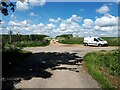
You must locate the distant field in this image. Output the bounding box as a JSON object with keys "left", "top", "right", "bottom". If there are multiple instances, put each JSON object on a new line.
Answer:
{"left": 58, "top": 37, "right": 119, "bottom": 46}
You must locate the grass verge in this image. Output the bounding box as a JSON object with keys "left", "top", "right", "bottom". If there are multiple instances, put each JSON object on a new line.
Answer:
{"left": 83, "top": 50, "right": 120, "bottom": 88}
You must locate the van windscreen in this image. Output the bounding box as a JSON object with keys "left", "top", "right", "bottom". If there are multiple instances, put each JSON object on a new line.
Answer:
{"left": 97, "top": 38, "right": 104, "bottom": 41}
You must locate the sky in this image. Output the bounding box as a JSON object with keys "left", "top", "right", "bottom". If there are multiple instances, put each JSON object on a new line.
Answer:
{"left": 0, "top": 0, "right": 119, "bottom": 37}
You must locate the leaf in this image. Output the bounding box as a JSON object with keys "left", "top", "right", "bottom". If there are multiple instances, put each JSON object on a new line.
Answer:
{"left": 1, "top": 2, "right": 8, "bottom": 7}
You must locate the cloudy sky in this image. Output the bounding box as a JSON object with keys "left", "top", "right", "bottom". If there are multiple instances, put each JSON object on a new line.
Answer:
{"left": 0, "top": 1, "right": 119, "bottom": 37}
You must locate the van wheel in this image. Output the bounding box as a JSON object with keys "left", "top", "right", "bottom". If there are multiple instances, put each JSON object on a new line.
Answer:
{"left": 98, "top": 44, "right": 102, "bottom": 47}
{"left": 84, "top": 43, "right": 88, "bottom": 46}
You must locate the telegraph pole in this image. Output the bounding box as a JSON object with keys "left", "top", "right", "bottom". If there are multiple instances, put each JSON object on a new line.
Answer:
{"left": 9, "top": 28, "right": 13, "bottom": 44}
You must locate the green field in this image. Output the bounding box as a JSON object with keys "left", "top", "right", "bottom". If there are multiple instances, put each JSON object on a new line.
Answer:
{"left": 56, "top": 34, "right": 119, "bottom": 46}
{"left": 83, "top": 50, "right": 120, "bottom": 88}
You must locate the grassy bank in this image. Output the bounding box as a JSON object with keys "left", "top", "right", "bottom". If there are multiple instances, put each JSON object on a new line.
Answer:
{"left": 83, "top": 50, "right": 120, "bottom": 88}
{"left": 2, "top": 47, "right": 32, "bottom": 70}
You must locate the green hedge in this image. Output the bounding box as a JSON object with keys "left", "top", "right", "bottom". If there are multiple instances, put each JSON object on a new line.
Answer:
{"left": 2, "top": 34, "right": 49, "bottom": 43}
{"left": 83, "top": 50, "right": 120, "bottom": 88}
{"left": 59, "top": 37, "right": 83, "bottom": 44}
{"left": 2, "top": 34, "right": 51, "bottom": 47}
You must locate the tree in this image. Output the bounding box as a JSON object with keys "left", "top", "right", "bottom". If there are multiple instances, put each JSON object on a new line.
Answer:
{"left": 0, "top": 1, "right": 15, "bottom": 16}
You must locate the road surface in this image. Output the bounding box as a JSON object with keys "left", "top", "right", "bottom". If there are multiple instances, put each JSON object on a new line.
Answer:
{"left": 6, "top": 40, "right": 118, "bottom": 88}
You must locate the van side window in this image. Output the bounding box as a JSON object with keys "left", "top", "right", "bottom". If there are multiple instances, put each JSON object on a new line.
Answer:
{"left": 94, "top": 38, "right": 98, "bottom": 42}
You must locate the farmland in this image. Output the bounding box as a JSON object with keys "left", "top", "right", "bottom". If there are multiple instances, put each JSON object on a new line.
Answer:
{"left": 56, "top": 34, "right": 120, "bottom": 46}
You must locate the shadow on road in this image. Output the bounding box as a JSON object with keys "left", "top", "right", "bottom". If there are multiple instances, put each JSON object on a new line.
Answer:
{"left": 2, "top": 52, "right": 82, "bottom": 89}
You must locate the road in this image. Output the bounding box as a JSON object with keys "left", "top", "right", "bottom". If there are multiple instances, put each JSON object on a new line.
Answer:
{"left": 14, "top": 40, "right": 117, "bottom": 88}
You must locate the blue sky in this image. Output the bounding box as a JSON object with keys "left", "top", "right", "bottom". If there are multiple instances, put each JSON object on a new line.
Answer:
{"left": 0, "top": 1, "right": 119, "bottom": 37}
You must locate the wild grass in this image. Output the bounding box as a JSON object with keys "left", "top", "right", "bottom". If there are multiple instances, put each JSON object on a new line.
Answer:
{"left": 83, "top": 50, "right": 120, "bottom": 88}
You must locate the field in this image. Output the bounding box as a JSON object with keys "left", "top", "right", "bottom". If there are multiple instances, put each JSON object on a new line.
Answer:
{"left": 57, "top": 36, "right": 119, "bottom": 46}
{"left": 83, "top": 50, "right": 120, "bottom": 88}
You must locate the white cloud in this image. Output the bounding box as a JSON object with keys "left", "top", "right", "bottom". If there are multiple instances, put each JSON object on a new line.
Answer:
{"left": 49, "top": 18, "right": 61, "bottom": 23}
{"left": 11, "top": 14, "right": 16, "bottom": 19}
{"left": 0, "top": 20, "right": 5, "bottom": 25}
{"left": 16, "top": 1, "right": 29, "bottom": 11}
{"left": 44, "top": 23, "right": 55, "bottom": 30}
{"left": 82, "top": 19, "right": 94, "bottom": 29}
{"left": 69, "top": 15, "right": 82, "bottom": 22}
{"left": 96, "top": 5, "right": 109, "bottom": 14}
{"left": 94, "top": 15, "right": 118, "bottom": 32}
{"left": 30, "top": 12, "right": 39, "bottom": 16}
{"left": 95, "top": 15, "right": 118, "bottom": 27}
{"left": 28, "top": 0, "right": 46, "bottom": 6}
{"left": 16, "top": 0, "right": 46, "bottom": 11}
{"left": 94, "top": 26, "right": 118, "bottom": 31}
{"left": 8, "top": 20, "right": 30, "bottom": 27}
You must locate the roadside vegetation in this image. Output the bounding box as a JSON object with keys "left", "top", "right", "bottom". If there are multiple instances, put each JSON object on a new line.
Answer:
{"left": 83, "top": 49, "right": 120, "bottom": 88}
{"left": 2, "top": 34, "right": 51, "bottom": 47}
{"left": 56, "top": 34, "right": 83, "bottom": 44}
{"left": 102, "top": 37, "right": 120, "bottom": 46}
{"left": 2, "top": 34, "right": 51, "bottom": 70}
{"left": 56, "top": 34, "right": 119, "bottom": 46}
{"left": 2, "top": 46, "right": 32, "bottom": 70}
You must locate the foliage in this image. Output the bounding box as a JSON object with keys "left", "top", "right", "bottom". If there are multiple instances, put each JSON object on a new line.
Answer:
{"left": 13, "top": 40, "right": 50, "bottom": 47}
{"left": 2, "top": 47, "right": 32, "bottom": 70}
{"left": 84, "top": 50, "right": 120, "bottom": 88}
{"left": 102, "top": 37, "right": 120, "bottom": 46}
{"left": 2, "top": 34, "right": 50, "bottom": 47}
{"left": 0, "top": 1, "right": 15, "bottom": 16}
{"left": 56, "top": 34, "right": 73, "bottom": 39}
{"left": 59, "top": 37, "right": 83, "bottom": 44}
{"left": 57, "top": 35, "right": 119, "bottom": 46}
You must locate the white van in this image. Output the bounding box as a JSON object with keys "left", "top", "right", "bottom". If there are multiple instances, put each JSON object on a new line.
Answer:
{"left": 83, "top": 37, "right": 108, "bottom": 46}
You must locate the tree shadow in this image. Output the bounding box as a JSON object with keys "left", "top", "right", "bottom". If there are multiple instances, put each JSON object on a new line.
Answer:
{"left": 2, "top": 52, "right": 82, "bottom": 89}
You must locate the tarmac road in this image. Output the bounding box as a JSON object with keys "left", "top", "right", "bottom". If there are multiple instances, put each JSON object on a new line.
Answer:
{"left": 14, "top": 40, "right": 117, "bottom": 88}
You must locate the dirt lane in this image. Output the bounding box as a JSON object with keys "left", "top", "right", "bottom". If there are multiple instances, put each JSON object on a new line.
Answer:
{"left": 14, "top": 42, "right": 117, "bottom": 88}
